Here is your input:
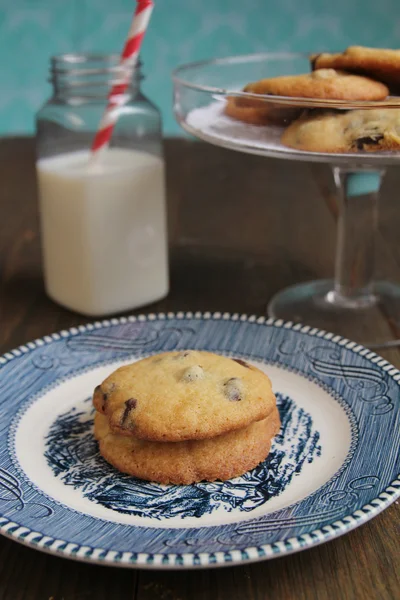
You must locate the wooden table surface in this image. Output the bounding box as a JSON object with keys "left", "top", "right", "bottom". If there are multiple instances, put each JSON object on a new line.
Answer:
{"left": 0, "top": 137, "right": 399, "bottom": 600}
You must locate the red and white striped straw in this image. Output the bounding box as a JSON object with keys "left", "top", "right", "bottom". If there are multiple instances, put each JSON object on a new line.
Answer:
{"left": 90, "top": 0, "right": 154, "bottom": 161}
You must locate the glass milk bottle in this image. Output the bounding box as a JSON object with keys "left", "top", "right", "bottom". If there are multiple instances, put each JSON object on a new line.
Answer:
{"left": 35, "top": 54, "right": 169, "bottom": 316}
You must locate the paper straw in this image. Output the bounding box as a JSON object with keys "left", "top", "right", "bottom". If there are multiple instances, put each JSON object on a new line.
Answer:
{"left": 90, "top": 0, "right": 154, "bottom": 161}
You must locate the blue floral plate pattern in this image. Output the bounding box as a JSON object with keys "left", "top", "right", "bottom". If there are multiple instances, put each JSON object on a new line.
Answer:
{"left": 0, "top": 312, "right": 399, "bottom": 569}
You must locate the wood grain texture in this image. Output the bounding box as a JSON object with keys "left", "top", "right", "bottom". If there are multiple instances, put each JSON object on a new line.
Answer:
{"left": 0, "top": 137, "right": 399, "bottom": 600}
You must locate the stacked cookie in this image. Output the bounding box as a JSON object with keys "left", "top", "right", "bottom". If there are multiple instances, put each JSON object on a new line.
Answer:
{"left": 224, "top": 46, "right": 400, "bottom": 153}
{"left": 93, "top": 350, "right": 280, "bottom": 485}
{"left": 310, "top": 47, "right": 400, "bottom": 89}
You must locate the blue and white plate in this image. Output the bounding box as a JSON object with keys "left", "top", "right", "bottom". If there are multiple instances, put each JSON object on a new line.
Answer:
{"left": 0, "top": 312, "right": 399, "bottom": 569}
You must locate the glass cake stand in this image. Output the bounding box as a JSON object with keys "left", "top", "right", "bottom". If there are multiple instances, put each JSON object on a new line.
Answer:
{"left": 172, "top": 53, "right": 400, "bottom": 346}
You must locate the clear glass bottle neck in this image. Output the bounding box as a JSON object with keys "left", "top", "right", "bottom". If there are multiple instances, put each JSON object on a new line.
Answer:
{"left": 50, "top": 54, "right": 143, "bottom": 102}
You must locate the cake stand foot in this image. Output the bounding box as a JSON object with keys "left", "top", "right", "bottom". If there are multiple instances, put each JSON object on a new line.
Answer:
{"left": 268, "top": 279, "right": 400, "bottom": 347}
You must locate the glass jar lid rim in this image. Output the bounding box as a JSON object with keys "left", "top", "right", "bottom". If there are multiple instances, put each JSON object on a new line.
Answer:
{"left": 51, "top": 53, "right": 142, "bottom": 76}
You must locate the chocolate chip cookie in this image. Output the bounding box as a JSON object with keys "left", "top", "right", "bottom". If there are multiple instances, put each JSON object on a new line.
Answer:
{"left": 224, "top": 69, "right": 388, "bottom": 126}
{"left": 224, "top": 95, "right": 301, "bottom": 126}
{"left": 93, "top": 351, "right": 276, "bottom": 442}
{"left": 241, "top": 69, "right": 388, "bottom": 101}
{"left": 310, "top": 46, "right": 400, "bottom": 89}
{"left": 281, "top": 108, "right": 400, "bottom": 153}
{"left": 94, "top": 406, "right": 281, "bottom": 485}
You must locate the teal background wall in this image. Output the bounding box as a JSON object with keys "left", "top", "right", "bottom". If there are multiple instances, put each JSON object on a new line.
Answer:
{"left": 1, "top": 0, "right": 400, "bottom": 136}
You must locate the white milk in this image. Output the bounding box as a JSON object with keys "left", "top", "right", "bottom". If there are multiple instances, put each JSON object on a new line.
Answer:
{"left": 36, "top": 149, "right": 168, "bottom": 316}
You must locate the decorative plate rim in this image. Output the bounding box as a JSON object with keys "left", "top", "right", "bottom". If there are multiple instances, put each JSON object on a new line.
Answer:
{"left": 0, "top": 311, "right": 399, "bottom": 570}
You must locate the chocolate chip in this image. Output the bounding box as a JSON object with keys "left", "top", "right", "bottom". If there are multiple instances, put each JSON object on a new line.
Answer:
{"left": 233, "top": 358, "right": 251, "bottom": 369}
{"left": 121, "top": 398, "right": 137, "bottom": 427}
{"left": 94, "top": 385, "right": 108, "bottom": 411}
{"left": 100, "top": 382, "right": 116, "bottom": 411}
{"left": 310, "top": 53, "right": 321, "bottom": 70}
{"left": 181, "top": 365, "right": 204, "bottom": 382}
{"left": 224, "top": 377, "right": 244, "bottom": 401}
{"left": 355, "top": 135, "right": 384, "bottom": 150}
{"left": 174, "top": 351, "right": 191, "bottom": 359}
